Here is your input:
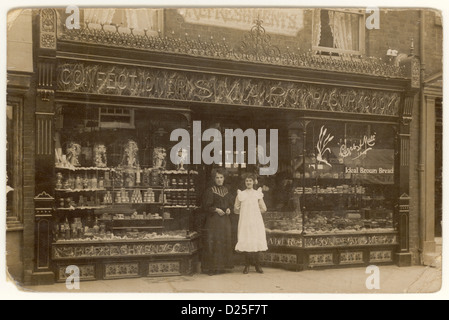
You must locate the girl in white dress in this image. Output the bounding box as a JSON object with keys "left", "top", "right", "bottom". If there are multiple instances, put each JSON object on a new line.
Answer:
{"left": 234, "top": 173, "right": 268, "bottom": 274}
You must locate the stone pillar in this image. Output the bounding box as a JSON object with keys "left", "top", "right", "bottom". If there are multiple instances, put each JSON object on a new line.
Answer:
{"left": 422, "top": 95, "right": 436, "bottom": 265}
{"left": 396, "top": 94, "right": 414, "bottom": 267}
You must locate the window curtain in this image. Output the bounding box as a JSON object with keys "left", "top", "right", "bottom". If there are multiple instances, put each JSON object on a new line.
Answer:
{"left": 312, "top": 9, "right": 322, "bottom": 47}
{"left": 84, "top": 8, "right": 115, "bottom": 25}
{"left": 125, "top": 9, "right": 156, "bottom": 31}
{"left": 328, "top": 11, "right": 359, "bottom": 51}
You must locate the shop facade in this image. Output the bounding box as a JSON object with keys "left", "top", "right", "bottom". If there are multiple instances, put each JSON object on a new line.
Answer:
{"left": 9, "top": 8, "right": 436, "bottom": 284}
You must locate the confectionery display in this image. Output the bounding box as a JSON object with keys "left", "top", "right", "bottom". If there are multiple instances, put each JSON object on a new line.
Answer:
{"left": 53, "top": 131, "right": 199, "bottom": 250}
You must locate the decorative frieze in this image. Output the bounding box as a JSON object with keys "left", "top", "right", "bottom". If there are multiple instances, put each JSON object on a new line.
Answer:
{"left": 267, "top": 235, "right": 303, "bottom": 248}
{"left": 304, "top": 234, "right": 398, "bottom": 248}
{"left": 105, "top": 263, "right": 139, "bottom": 279}
{"left": 261, "top": 253, "right": 297, "bottom": 265}
{"left": 52, "top": 242, "right": 192, "bottom": 259}
{"left": 309, "top": 253, "right": 334, "bottom": 266}
{"left": 57, "top": 61, "right": 402, "bottom": 116}
{"left": 339, "top": 251, "right": 364, "bottom": 265}
{"left": 411, "top": 58, "right": 421, "bottom": 89}
{"left": 40, "top": 9, "right": 57, "bottom": 49}
{"left": 148, "top": 261, "right": 181, "bottom": 276}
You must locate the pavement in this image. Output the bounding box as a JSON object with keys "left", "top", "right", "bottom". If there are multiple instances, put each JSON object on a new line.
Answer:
{"left": 15, "top": 239, "right": 443, "bottom": 295}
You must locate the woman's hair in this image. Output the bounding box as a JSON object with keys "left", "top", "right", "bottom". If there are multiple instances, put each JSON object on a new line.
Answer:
{"left": 212, "top": 168, "right": 228, "bottom": 180}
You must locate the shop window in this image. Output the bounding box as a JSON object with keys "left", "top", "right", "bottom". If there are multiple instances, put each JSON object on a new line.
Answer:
{"left": 312, "top": 9, "right": 365, "bottom": 55}
{"left": 83, "top": 8, "right": 164, "bottom": 36}
{"left": 262, "top": 120, "right": 397, "bottom": 235}
{"left": 99, "top": 107, "right": 135, "bottom": 129}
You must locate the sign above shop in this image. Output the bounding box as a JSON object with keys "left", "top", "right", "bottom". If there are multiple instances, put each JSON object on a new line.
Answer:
{"left": 57, "top": 61, "right": 401, "bottom": 116}
{"left": 177, "top": 8, "right": 305, "bottom": 37}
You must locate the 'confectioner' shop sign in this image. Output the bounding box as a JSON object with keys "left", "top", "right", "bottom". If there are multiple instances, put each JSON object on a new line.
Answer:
{"left": 57, "top": 61, "right": 401, "bottom": 116}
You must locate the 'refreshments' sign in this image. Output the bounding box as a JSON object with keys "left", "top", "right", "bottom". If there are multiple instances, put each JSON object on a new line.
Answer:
{"left": 177, "top": 8, "right": 305, "bottom": 37}
{"left": 57, "top": 61, "right": 401, "bottom": 116}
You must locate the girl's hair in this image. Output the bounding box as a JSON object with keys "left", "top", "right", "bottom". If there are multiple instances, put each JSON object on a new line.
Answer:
{"left": 212, "top": 168, "right": 228, "bottom": 180}
{"left": 242, "top": 172, "right": 257, "bottom": 182}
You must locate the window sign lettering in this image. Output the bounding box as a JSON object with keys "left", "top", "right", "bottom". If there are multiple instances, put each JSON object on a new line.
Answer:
{"left": 339, "top": 134, "right": 376, "bottom": 160}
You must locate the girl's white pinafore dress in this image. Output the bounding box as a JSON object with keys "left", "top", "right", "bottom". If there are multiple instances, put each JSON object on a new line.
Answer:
{"left": 235, "top": 188, "right": 268, "bottom": 253}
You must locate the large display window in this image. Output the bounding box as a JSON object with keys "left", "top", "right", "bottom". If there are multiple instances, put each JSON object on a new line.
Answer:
{"left": 263, "top": 119, "right": 397, "bottom": 236}
{"left": 52, "top": 105, "right": 198, "bottom": 244}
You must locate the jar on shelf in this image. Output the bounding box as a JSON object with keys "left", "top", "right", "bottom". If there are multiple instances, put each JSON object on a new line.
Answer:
{"left": 83, "top": 177, "right": 90, "bottom": 189}
{"left": 91, "top": 176, "right": 98, "bottom": 189}
{"left": 75, "top": 176, "right": 83, "bottom": 190}
{"left": 65, "top": 197, "right": 72, "bottom": 208}
{"left": 56, "top": 172, "right": 63, "bottom": 190}
{"left": 63, "top": 179, "right": 71, "bottom": 190}
{"left": 98, "top": 177, "right": 104, "bottom": 189}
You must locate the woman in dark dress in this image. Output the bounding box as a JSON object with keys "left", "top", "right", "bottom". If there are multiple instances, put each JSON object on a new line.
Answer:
{"left": 201, "top": 168, "right": 235, "bottom": 276}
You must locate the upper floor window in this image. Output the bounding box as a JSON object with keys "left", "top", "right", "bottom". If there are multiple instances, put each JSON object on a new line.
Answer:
{"left": 83, "top": 8, "right": 163, "bottom": 36}
{"left": 312, "top": 9, "right": 365, "bottom": 55}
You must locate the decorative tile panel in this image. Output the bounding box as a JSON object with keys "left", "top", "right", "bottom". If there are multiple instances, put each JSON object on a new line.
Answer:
{"left": 370, "top": 251, "right": 393, "bottom": 263}
{"left": 309, "top": 253, "right": 334, "bottom": 266}
{"left": 105, "top": 263, "right": 139, "bottom": 279}
{"left": 261, "top": 253, "right": 297, "bottom": 265}
{"left": 58, "top": 265, "right": 96, "bottom": 281}
{"left": 340, "top": 251, "right": 364, "bottom": 265}
{"left": 148, "top": 261, "right": 181, "bottom": 276}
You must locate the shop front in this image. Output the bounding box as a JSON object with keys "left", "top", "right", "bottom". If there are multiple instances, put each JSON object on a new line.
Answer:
{"left": 29, "top": 9, "right": 419, "bottom": 283}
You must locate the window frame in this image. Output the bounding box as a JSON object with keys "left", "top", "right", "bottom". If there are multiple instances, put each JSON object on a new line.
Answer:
{"left": 312, "top": 8, "right": 366, "bottom": 56}
{"left": 81, "top": 8, "right": 164, "bottom": 37}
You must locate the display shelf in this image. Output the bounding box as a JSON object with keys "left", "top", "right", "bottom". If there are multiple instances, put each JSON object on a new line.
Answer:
{"left": 165, "top": 188, "right": 196, "bottom": 192}
{"left": 107, "top": 202, "right": 164, "bottom": 206}
{"left": 110, "top": 186, "right": 164, "bottom": 190}
{"left": 112, "top": 226, "right": 164, "bottom": 230}
{"left": 99, "top": 218, "right": 173, "bottom": 222}
{"left": 163, "top": 205, "right": 198, "bottom": 209}
{"left": 52, "top": 234, "right": 198, "bottom": 245}
{"left": 162, "top": 170, "right": 199, "bottom": 175}
{"left": 55, "top": 188, "right": 107, "bottom": 193}
{"left": 56, "top": 165, "right": 114, "bottom": 171}
{"left": 56, "top": 206, "right": 108, "bottom": 211}
{"left": 297, "top": 192, "right": 366, "bottom": 196}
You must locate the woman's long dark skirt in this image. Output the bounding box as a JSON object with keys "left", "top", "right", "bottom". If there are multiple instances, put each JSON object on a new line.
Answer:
{"left": 202, "top": 214, "right": 234, "bottom": 273}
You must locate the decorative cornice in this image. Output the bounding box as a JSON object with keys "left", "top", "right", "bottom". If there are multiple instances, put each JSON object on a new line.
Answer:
{"left": 58, "top": 20, "right": 407, "bottom": 79}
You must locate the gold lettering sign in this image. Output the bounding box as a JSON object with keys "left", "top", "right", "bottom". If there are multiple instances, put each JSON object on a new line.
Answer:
{"left": 57, "top": 61, "right": 401, "bottom": 116}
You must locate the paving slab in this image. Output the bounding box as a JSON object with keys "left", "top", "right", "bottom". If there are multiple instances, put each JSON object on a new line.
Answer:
{"left": 18, "top": 263, "right": 442, "bottom": 295}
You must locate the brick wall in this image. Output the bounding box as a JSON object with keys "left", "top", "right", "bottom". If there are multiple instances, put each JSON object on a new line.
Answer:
{"left": 423, "top": 9, "right": 443, "bottom": 78}
{"left": 366, "top": 9, "right": 420, "bottom": 59}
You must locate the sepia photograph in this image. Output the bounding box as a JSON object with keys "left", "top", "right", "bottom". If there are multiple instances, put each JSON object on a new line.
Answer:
{"left": 4, "top": 5, "right": 444, "bottom": 298}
